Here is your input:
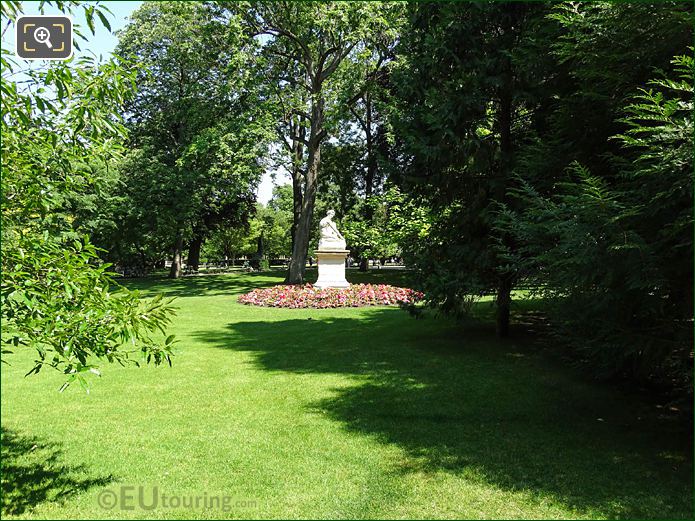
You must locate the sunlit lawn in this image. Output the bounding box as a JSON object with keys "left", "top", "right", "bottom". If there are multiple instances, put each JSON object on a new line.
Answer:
{"left": 1, "top": 269, "right": 692, "bottom": 519}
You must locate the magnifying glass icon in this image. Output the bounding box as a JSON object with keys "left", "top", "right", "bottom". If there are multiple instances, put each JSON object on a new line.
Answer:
{"left": 33, "top": 26, "right": 52, "bottom": 49}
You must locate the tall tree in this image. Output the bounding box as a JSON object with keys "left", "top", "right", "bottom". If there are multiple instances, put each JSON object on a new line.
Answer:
{"left": 345, "top": 40, "right": 397, "bottom": 271}
{"left": 238, "top": 1, "right": 397, "bottom": 283}
{"left": 495, "top": 2, "right": 693, "bottom": 390}
{"left": 391, "top": 2, "right": 544, "bottom": 336}
{"left": 263, "top": 55, "right": 307, "bottom": 261}
{"left": 114, "top": 1, "right": 271, "bottom": 277}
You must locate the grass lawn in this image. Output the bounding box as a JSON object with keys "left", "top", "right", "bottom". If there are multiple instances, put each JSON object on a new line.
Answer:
{"left": 1, "top": 270, "right": 692, "bottom": 519}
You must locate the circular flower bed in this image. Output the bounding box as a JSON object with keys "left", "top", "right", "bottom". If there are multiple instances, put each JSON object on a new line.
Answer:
{"left": 238, "top": 283, "right": 424, "bottom": 309}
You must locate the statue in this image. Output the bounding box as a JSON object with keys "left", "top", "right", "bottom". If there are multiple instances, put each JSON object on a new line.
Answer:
{"left": 314, "top": 210, "right": 349, "bottom": 288}
{"left": 318, "top": 209, "right": 346, "bottom": 250}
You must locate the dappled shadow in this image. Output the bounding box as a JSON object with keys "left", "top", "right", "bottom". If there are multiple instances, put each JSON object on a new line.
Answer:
{"left": 343, "top": 268, "right": 416, "bottom": 287}
{"left": 118, "top": 268, "right": 418, "bottom": 299}
{"left": 119, "top": 270, "right": 288, "bottom": 298}
{"left": 192, "top": 309, "right": 693, "bottom": 518}
{"left": 1, "top": 427, "right": 113, "bottom": 516}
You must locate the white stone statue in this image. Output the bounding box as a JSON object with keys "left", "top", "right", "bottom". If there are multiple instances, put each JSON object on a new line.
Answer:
{"left": 318, "top": 209, "right": 346, "bottom": 251}
{"left": 314, "top": 209, "right": 349, "bottom": 288}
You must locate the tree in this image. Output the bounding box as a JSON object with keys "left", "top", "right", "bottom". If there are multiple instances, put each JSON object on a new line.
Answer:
{"left": 345, "top": 24, "right": 400, "bottom": 271}
{"left": 263, "top": 184, "right": 294, "bottom": 258}
{"left": 238, "top": 1, "right": 397, "bottom": 283}
{"left": 497, "top": 51, "right": 693, "bottom": 391}
{"left": 341, "top": 195, "right": 400, "bottom": 265}
{"left": 391, "top": 2, "right": 546, "bottom": 335}
{"left": 487, "top": 2, "right": 693, "bottom": 390}
{"left": 113, "top": 1, "right": 271, "bottom": 277}
{"left": 1, "top": 1, "right": 176, "bottom": 389}
{"left": 204, "top": 184, "right": 294, "bottom": 264}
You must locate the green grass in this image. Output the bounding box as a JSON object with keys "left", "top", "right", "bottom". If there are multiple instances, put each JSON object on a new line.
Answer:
{"left": 1, "top": 270, "right": 692, "bottom": 519}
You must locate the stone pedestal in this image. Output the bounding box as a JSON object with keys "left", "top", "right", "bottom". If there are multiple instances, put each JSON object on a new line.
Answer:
{"left": 314, "top": 249, "right": 350, "bottom": 289}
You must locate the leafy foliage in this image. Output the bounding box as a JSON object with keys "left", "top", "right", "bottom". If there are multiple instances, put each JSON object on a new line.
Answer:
{"left": 235, "top": 1, "right": 403, "bottom": 283}
{"left": 3, "top": 0, "right": 691, "bottom": 398}
{"left": 104, "top": 1, "right": 273, "bottom": 274}
{"left": 1, "top": 238, "right": 175, "bottom": 390}
{"left": 1, "top": 1, "right": 176, "bottom": 388}
{"left": 389, "top": 3, "right": 546, "bottom": 330}
{"left": 389, "top": 1, "right": 692, "bottom": 393}
{"left": 497, "top": 53, "right": 693, "bottom": 390}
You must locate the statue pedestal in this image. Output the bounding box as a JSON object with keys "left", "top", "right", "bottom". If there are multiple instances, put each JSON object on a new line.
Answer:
{"left": 314, "top": 249, "right": 350, "bottom": 289}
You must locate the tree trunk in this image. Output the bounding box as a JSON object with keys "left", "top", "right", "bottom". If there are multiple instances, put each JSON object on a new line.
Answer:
{"left": 256, "top": 233, "right": 264, "bottom": 258}
{"left": 291, "top": 173, "right": 303, "bottom": 250}
{"left": 287, "top": 146, "right": 320, "bottom": 283}
{"left": 187, "top": 234, "right": 203, "bottom": 272}
{"left": 290, "top": 120, "right": 305, "bottom": 253}
{"left": 496, "top": 275, "right": 513, "bottom": 338}
{"left": 360, "top": 94, "right": 377, "bottom": 273}
{"left": 494, "top": 13, "right": 516, "bottom": 338}
{"left": 284, "top": 116, "right": 306, "bottom": 283}
{"left": 287, "top": 96, "right": 324, "bottom": 284}
{"left": 494, "top": 92, "right": 513, "bottom": 337}
{"left": 364, "top": 93, "right": 376, "bottom": 201}
{"left": 169, "top": 234, "right": 184, "bottom": 278}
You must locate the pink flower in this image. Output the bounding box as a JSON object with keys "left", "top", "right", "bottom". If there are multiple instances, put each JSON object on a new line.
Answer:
{"left": 237, "top": 283, "right": 423, "bottom": 309}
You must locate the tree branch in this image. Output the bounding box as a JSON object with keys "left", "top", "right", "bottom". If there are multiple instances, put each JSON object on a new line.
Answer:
{"left": 321, "top": 41, "right": 357, "bottom": 81}
{"left": 290, "top": 132, "right": 310, "bottom": 146}
{"left": 349, "top": 105, "right": 368, "bottom": 134}
{"left": 316, "top": 46, "right": 339, "bottom": 77}
{"left": 277, "top": 127, "right": 293, "bottom": 152}
{"left": 262, "top": 25, "right": 315, "bottom": 79}
{"left": 290, "top": 108, "right": 312, "bottom": 122}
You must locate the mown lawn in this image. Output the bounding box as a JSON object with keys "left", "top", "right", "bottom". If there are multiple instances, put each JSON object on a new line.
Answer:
{"left": 1, "top": 270, "right": 692, "bottom": 519}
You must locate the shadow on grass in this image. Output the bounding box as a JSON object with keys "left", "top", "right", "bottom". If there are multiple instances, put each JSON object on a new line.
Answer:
{"left": 343, "top": 268, "right": 416, "bottom": 287}
{"left": 118, "top": 268, "right": 418, "bottom": 299}
{"left": 118, "top": 270, "right": 287, "bottom": 298}
{"left": 192, "top": 307, "right": 692, "bottom": 519}
{"left": 1, "top": 427, "right": 113, "bottom": 516}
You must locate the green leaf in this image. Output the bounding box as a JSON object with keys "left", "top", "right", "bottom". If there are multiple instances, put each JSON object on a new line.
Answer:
{"left": 96, "top": 9, "right": 112, "bottom": 32}
{"left": 85, "top": 6, "right": 96, "bottom": 34}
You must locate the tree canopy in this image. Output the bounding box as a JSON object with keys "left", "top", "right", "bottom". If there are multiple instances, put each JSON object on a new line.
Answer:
{"left": 108, "top": 1, "right": 273, "bottom": 277}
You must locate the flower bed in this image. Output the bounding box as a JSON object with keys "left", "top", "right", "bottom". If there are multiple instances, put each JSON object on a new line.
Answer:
{"left": 238, "top": 283, "right": 424, "bottom": 309}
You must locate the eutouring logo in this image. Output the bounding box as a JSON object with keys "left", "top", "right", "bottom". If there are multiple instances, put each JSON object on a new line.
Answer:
{"left": 97, "top": 486, "right": 257, "bottom": 512}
